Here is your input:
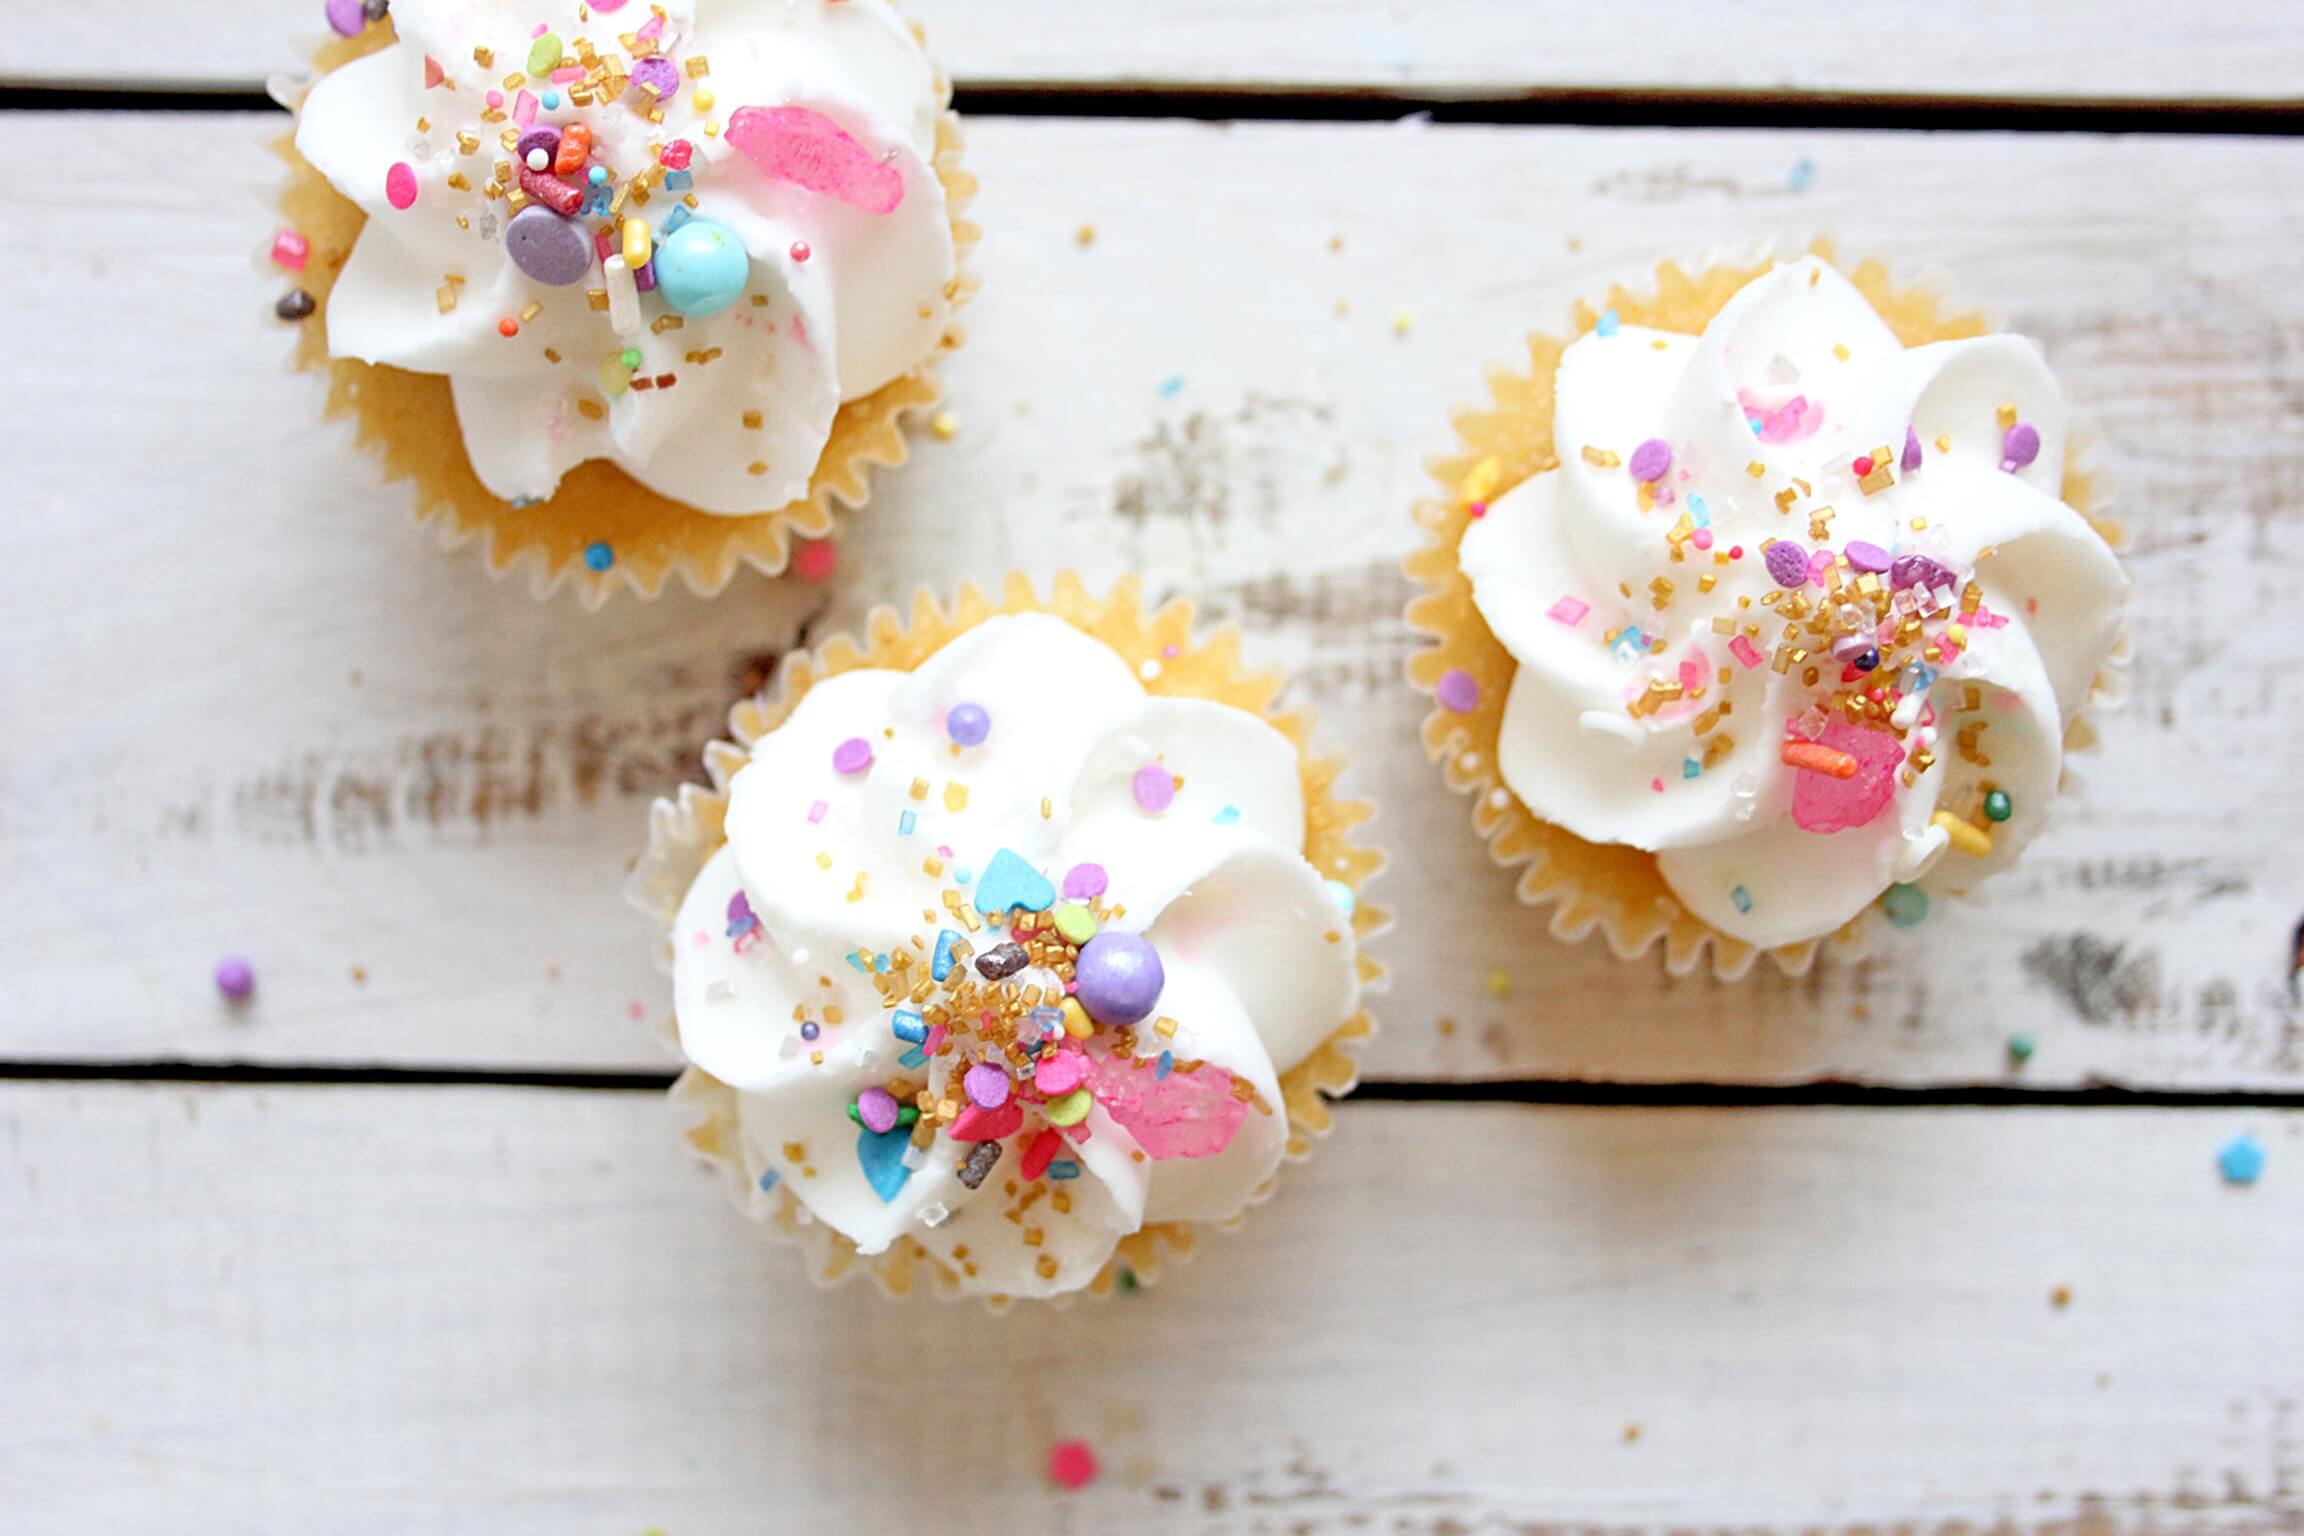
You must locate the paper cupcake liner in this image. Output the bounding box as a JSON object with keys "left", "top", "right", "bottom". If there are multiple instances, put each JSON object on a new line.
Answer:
{"left": 1404, "top": 237, "right": 2128, "bottom": 981}
{"left": 626, "top": 572, "right": 1388, "bottom": 1304}
{"left": 274, "top": 17, "right": 980, "bottom": 607}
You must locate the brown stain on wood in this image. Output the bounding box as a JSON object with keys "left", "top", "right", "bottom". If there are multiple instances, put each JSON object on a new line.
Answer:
{"left": 1114, "top": 392, "right": 1353, "bottom": 534}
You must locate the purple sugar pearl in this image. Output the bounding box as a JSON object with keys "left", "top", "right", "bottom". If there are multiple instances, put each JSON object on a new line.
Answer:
{"left": 2002, "top": 422, "right": 2041, "bottom": 471}
{"left": 1890, "top": 553, "right": 1956, "bottom": 592}
{"left": 946, "top": 702, "right": 991, "bottom": 747}
{"left": 1073, "top": 932, "right": 1165, "bottom": 1027}
{"left": 832, "top": 737, "right": 873, "bottom": 774}
{"left": 324, "top": 0, "right": 366, "bottom": 37}
{"left": 963, "top": 1062, "right": 1010, "bottom": 1110}
{"left": 1764, "top": 540, "right": 1812, "bottom": 589}
{"left": 214, "top": 955, "right": 256, "bottom": 1002}
{"left": 1628, "top": 438, "right": 1673, "bottom": 483}
{"left": 1062, "top": 863, "right": 1109, "bottom": 900}
{"left": 1901, "top": 425, "right": 1924, "bottom": 472}
{"left": 1436, "top": 668, "right": 1480, "bottom": 713}
{"left": 856, "top": 1086, "right": 900, "bottom": 1135}
{"left": 1844, "top": 540, "right": 1891, "bottom": 574}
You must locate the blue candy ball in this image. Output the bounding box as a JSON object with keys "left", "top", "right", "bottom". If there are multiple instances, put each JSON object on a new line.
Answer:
{"left": 653, "top": 219, "right": 750, "bottom": 318}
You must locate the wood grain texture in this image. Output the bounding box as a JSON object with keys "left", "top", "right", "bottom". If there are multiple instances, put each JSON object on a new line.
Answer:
{"left": 7, "top": 0, "right": 2303, "bottom": 102}
{"left": 7, "top": 114, "right": 2303, "bottom": 1086}
{"left": 3, "top": 1085, "right": 2298, "bottom": 1533}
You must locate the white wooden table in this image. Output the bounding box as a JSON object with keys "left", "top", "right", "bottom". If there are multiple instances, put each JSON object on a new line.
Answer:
{"left": 5, "top": 6, "right": 2303, "bottom": 1532}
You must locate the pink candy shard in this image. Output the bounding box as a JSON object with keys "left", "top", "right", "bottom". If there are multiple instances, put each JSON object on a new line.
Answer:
{"left": 384, "top": 162, "right": 418, "bottom": 210}
{"left": 1547, "top": 596, "right": 1590, "bottom": 627}
{"left": 726, "top": 106, "right": 905, "bottom": 214}
{"left": 1087, "top": 1050, "right": 1246, "bottom": 1161}
{"left": 1728, "top": 635, "right": 1765, "bottom": 670}
{"left": 1791, "top": 721, "right": 1906, "bottom": 834}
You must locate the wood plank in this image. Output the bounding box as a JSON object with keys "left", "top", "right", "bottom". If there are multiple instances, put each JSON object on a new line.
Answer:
{"left": 7, "top": 114, "right": 2303, "bottom": 1087}
{"left": 7, "top": 0, "right": 2304, "bottom": 103}
{"left": 3, "top": 1085, "right": 2297, "bottom": 1531}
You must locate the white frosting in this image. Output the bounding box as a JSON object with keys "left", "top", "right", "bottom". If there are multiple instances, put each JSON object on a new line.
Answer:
{"left": 670, "top": 615, "right": 1361, "bottom": 1298}
{"left": 1460, "top": 258, "right": 2125, "bottom": 948}
{"left": 295, "top": 0, "right": 955, "bottom": 514}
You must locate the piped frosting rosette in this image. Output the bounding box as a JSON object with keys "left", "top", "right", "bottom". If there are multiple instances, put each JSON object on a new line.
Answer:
{"left": 278, "top": 0, "right": 975, "bottom": 601}
{"left": 630, "top": 577, "right": 1384, "bottom": 1302}
{"left": 1408, "top": 248, "right": 2127, "bottom": 975}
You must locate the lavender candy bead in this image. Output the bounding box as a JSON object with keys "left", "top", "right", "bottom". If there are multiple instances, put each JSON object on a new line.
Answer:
{"left": 505, "top": 205, "right": 595, "bottom": 287}
{"left": 1764, "top": 540, "right": 1811, "bottom": 589}
{"left": 1073, "top": 932, "right": 1165, "bottom": 1027}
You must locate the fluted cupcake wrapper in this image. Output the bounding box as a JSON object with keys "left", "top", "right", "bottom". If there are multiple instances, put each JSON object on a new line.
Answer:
{"left": 274, "top": 16, "right": 979, "bottom": 608}
{"left": 1403, "top": 237, "right": 2129, "bottom": 980}
{"left": 626, "top": 572, "right": 1388, "bottom": 1305}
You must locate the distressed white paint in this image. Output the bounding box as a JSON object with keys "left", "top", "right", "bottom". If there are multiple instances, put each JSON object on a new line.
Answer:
{"left": 5, "top": 115, "right": 2301, "bottom": 1085}
{"left": 1, "top": 1086, "right": 2296, "bottom": 1533}
{"left": 8, "top": 0, "right": 2303, "bottom": 101}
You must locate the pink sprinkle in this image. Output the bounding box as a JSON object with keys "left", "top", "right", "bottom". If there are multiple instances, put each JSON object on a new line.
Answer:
{"left": 807, "top": 800, "right": 829, "bottom": 824}
{"left": 485, "top": 90, "right": 504, "bottom": 110}
{"left": 1691, "top": 528, "right": 1714, "bottom": 551}
{"left": 1436, "top": 668, "right": 1480, "bottom": 713}
{"left": 789, "top": 240, "right": 812, "bottom": 263}
{"left": 726, "top": 105, "right": 906, "bottom": 215}
{"left": 530, "top": 21, "right": 548, "bottom": 36}
{"left": 923, "top": 1024, "right": 948, "bottom": 1055}
{"left": 1162, "top": 644, "right": 1180, "bottom": 658}
{"left": 270, "top": 230, "right": 309, "bottom": 270}
{"left": 963, "top": 1063, "right": 1010, "bottom": 1109}
{"left": 1808, "top": 548, "right": 1835, "bottom": 583}
{"left": 1049, "top": 1440, "right": 1099, "bottom": 1491}
{"left": 1132, "top": 763, "right": 1175, "bottom": 813}
{"left": 1062, "top": 863, "right": 1109, "bottom": 900}
{"left": 384, "top": 162, "right": 418, "bottom": 210}
{"left": 1729, "top": 635, "right": 1765, "bottom": 669}
{"left": 1547, "top": 596, "right": 1590, "bottom": 626}
{"left": 1651, "top": 778, "right": 1666, "bottom": 793}
{"left": 627, "top": 1000, "right": 646, "bottom": 1021}
{"left": 692, "top": 930, "right": 711, "bottom": 947}
{"left": 831, "top": 737, "right": 872, "bottom": 774}
{"left": 636, "top": 11, "right": 666, "bottom": 40}
{"left": 513, "top": 89, "right": 538, "bottom": 127}
{"left": 551, "top": 65, "right": 586, "bottom": 83}
{"left": 791, "top": 539, "right": 837, "bottom": 582}
{"left": 1677, "top": 658, "right": 1705, "bottom": 692}
{"left": 1035, "top": 1050, "right": 1088, "bottom": 1095}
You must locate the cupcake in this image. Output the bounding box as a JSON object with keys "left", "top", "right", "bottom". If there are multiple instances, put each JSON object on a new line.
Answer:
{"left": 278, "top": 0, "right": 976, "bottom": 602}
{"left": 628, "top": 576, "right": 1383, "bottom": 1301}
{"left": 1406, "top": 247, "right": 2127, "bottom": 976}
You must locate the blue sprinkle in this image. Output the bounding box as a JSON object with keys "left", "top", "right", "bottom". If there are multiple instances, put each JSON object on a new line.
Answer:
{"left": 855, "top": 1125, "right": 913, "bottom": 1203}
{"left": 1611, "top": 626, "right": 1648, "bottom": 662}
{"left": 540, "top": 89, "right": 561, "bottom": 110}
{"left": 1324, "top": 879, "right": 1356, "bottom": 919}
{"left": 1029, "top": 1006, "right": 1063, "bottom": 1039}
{"left": 953, "top": 865, "right": 973, "bottom": 886}
{"left": 1595, "top": 308, "right": 1620, "bottom": 338}
{"left": 2218, "top": 1132, "right": 2266, "bottom": 1186}
{"left": 845, "top": 950, "right": 869, "bottom": 973}
{"left": 1155, "top": 1050, "right": 1174, "bottom": 1080}
{"left": 1157, "top": 376, "right": 1184, "bottom": 398}
{"left": 509, "top": 495, "right": 541, "bottom": 510}
{"left": 661, "top": 203, "right": 694, "bottom": 235}
{"left": 891, "top": 1009, "right": 927, "bottom": 1044}
{"left": 757, "top": 1169, "right": 780, "bottom": 1192}
{"left": 875, "top": 952, "right": 891, "bottom": 974}
{"left": 1904, "top": 662, "right": 1940, "bottom": 694}
{"left": 930, "top": 929, "right": 962, "bottom": 982}
{"left": 1748, "top": 414, "right": 1768, "bottom": 436}
{"left": 1213, "top": 804, "right": 1241, "bottom": 825}
{"left": 583, "top": 540, "right": 614, "bottom": 572}
{"left": 664, "top": 168, "right": 694, "bottom": 192}
{"left": 1047, "top": 1159, "right": 1082, "bottom": 1181}
{"left": 1788, "top": 156, "right": 1816, "bottom": 193}
{"left": 1688, "top": 493, "right": 1710, "bottom": 528}
{"left": 580, "top": 186, "right": 611, "bottom": 215}
{"left": 897, "top": 1045, "right": 928, "bottom": 1070}
{"left": 1731, "top": 885, "right": 1753, "bottom": 914}
{"left": 1682, "top": 757, "right": 1701, "bottom": 780}
{"left": 587, "top": 165, "right": 608, "bottom": 186}
{"left": 897, "top": 809, "right": 917, "bottom": 837}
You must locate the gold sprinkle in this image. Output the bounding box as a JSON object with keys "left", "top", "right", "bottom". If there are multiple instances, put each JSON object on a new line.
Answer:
{"left": 1580, "top": 445, "right": 1621, "bottom": 469}
{"left": 943, "top": 783, "right": 970, "bottom": 813}
{"left": 930, "top": 411, "right": 960, "bottom": 440}
{"left": 650, "top": 314, "right": 685, "bottom": 334}
{"left": 814, "top": 852, "right": 833, "bottom": 871}
{"left": 908, "top": 778, "right": 930, "bottom": 802}
{"left": 435, "top": 284, "right": 459, "bottom": 314}
{"left": 576, "top": 398, "right": 605, "bottom": 420}
{"left": 1996, "top": 401, "right": 2019, "bottom": 429}
{"left": 1746, "top": 460, "right": 1767, "bottom": 479}
{"left": 1076, "top": 222, "right": 1097, "bottom": 246}
{"left": 518, "top": 300, "right": 543, "bottom": 323}
{"left": 746, "top": 462, "right": 767, "bottom": 477}
{"left": 685, "top": 53, "right": 711, "bottom": 77}
{"left": 1935, "top": 434, "right": 1952, "bottom": 454}
{"left": 1832, "top": 343, "right": 1851, "bottom": 361}
{"left": 586, "top": 289, "right": 610, "bottom": 311}
{"left": 472, "top": 45, "right": 495, "bottom": 67}
{"left": 742, "top": 410, "right": 763, "bottom": 430}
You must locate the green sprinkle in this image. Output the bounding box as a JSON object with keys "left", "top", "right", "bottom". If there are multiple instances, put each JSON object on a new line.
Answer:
{"left": 1984, "top": 789, "right": 2013, "bottom": 823}
{"left": 2007, "top": 1033, "right": 2035, "bottom": 1063}
{"left": 1882, "top": 882, "right": 1930, "bottom": 928}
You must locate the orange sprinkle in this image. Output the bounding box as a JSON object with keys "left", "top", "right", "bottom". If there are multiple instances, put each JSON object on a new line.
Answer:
{"left": 496, "top": 317, "right": 519, "bottom": 338}
{"left": 1781, "top": 741, "right": 1859, "bottom": 779}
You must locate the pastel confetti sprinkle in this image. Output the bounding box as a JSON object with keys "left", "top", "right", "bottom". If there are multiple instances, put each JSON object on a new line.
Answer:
{"left": 1132, "top": 763, "right": 1176, "bottom": 813}
{"left": 1595, "top": 308, "right": 1620, "bottom": 338}
{"left": 1048, "top": 1440, "right": 1099, "bottom": 1491}
{"left": 2218, "top": 1133, "right": 2266, "bottom": 1186}
{"left": 1062, "top": 863, "right": 1109, "bottom": 900}
{"left": 213, "top": 955, "right": 256, "bottom": 1001}
{"left": 582, "top": 541, "right": 614, "bottom": 572}
{"left": 1547, "top": 595, "right": 1590, "bottom": 626}
{"left": 1436, "top": 668, "right": 1480, "bottom": 713}
{"left": 831, "top": 737, "right": 873, "bottom": 774}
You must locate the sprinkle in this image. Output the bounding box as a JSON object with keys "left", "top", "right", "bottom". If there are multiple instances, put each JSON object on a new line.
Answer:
{"left": 946, "top": 702, "right": 991, "bottom": 747}
{"left": 1764, "top": 541, "right": 1810, "bottom": 588}
{"left": 1036, "top": 1050, "right": 1089, "bottom": 1096}
{"left": 1787, "top": 156, "right": 1815, "bottom": 192}
{"left": 1781, "top": 741, "right": 1859, "bottom": 779}
{"left": 582, "top": 541, "right": 614, "bottom": 572}
{"left": 799, "top": 1021, "right": 820, "bottom": 1042}
{"left": 963, "top": 1063, "right": 1011, "bottom": 1110}
{"left": 1325, "top": 879, "right": 1356, "bottom": 918}
{"left": 1155, "top": 1050, "right": 1174, "bottom": 1080}
{"left": 1682, "top": 757, "right": 1701, "bottom": 780}
{"left": 1046, "top": 1088, "right": 1092, "bottom": 1127}
{"left": 1844, "top": 540, "right": 1891, "bottom": 574}
{"left": 853, "top": 1087, "right": 900, "bottom": 1134}
{"left": 1048, "top": 1440, "right": 1099, "bottom": 1491}
{"left": 1132, "top": 763, "right": 1176, "bottom": 813}
{"left": 1731, "top": 885, "right": 1753, "bottom": 914}
{"left": 1902, "top": 426, "right": 1924, "bottom": 472}
{"left": 1021, "top": 1129, "right": 1062, "bottom": 1181}
{"left": 2218, "top": 1132, "right": 2266, "bottom": 1186}
{"left": 214, "top": 955, "right": 256, "bottom": 1001}
{"left": 831, "top": 737, "right": 873, "bottom": 774}
{"left": 1212, "top": 804, "right": 1240, "bottom": 825}
{"left": 2002, "top": 422, "right": 2041, "bottom": 472}
{"left": 1983, "top": 789, "right": 2013, "bottom": 823}
{"left": 1580, "top": 446, "right": 1622, "bottom": 469}
{"left": 275, "top": 289, "right": 317, "bottom": 322}
{"left": 929, "top": 411, "right": 961, "bottom": 441}
{"left": 896, "top": 809, "right": 916, "bottom": 835}
{"left": 1595, "top": 308, "right": 1620, "bottom": 338}
{"left": 1047, "top": 1160, "right": 1082, "bottom": 1181}
{"left": 1053, "top": 903, "right": 1098, "bottom": 945}
{"left": 1436, "top": 668, "right": 1480, "bottom": 713}
{"left": 385, "top": 162, "right": 419, "bottom": 210}
{"left": 1061, "top": 863, "right": 1108, "bottom": 900}
{"left": 1628, "top": 438, "right": 1673, "bottom": 482}
{"left": 891, "top": 1009, "right": 927, "bottom": 1044}
{"left": 270, "top": 230, "right": 310, "bottom": 270}
{"left": 789, "top": 240, "right": 811, "bottom": 263}
{"left": 1548, "top": 596, "right": 1591, "bottom": 626}
{"left": 956, "top": 1140, "right": 1001, "bottom": 1190}
{"left": 1728, "top": 635, "right": 1765, "bottom": 670}
{"left": 929, "top": 931, "right": 962, "bottom": 982}
{"left": 1881, "top": 882, "right": 1931, "bottom": 928}
{"left": 2007, "top": 1033, "right": 2035, "bottom": 1063}
{"left": 792, "top": 539, "right": 838, "bottom": 582}
{"left": 1932, "top": 809, "right": 1994, "bottom": 858}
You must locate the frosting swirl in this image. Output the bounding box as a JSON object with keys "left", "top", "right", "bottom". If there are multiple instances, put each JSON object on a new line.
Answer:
{"left": 294, "top": 0, "right": 957, "bottom": 514}
{"left": 669, "top": 615, "right": 1361, "bottom": 1298}
{"left": 1459, "top": 258, "right": 2126, "bottom": 948}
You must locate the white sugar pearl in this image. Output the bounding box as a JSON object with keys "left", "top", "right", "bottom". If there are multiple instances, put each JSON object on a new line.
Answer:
{"left": 526, "top": 148, "right": 550, "bottom": 171}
